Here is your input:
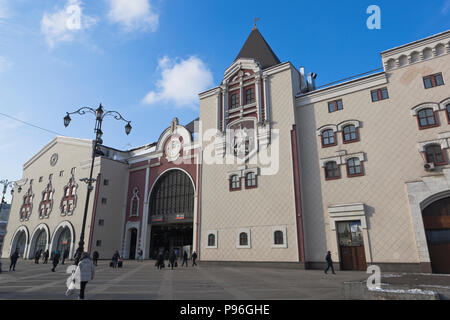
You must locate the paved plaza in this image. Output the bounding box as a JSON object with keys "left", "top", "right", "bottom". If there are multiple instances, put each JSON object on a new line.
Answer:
{"left": 0, "top": 259, "right": 367, "bottom": 300}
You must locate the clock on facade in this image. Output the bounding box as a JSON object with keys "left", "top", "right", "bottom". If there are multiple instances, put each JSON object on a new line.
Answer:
{"left": 50, "top": 153, "right": 59, "bottom": 167}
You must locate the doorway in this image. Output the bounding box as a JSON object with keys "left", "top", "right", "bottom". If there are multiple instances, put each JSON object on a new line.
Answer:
{"left": 422, "top": 197, "right": 450, "bottom": 274}
{"left": 337, "top": 221, "right": 367, "bottom": 271}
{"left": 149, "top": 224, "right": 193, "bottom": 259}
{"left": 129, "top": 228, "right": 137, "bottom": 260}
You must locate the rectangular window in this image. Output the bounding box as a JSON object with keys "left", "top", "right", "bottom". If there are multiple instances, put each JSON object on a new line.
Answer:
{"left": 371, "top": 88, "right": 389, "bottom": 102}
{"left": 39, "top": 177, "right": 43, "bottom": 183}
{"left": 98, "top": 219, "right": 104, "bottom": 226}
{"left": 245, "top": 88, "right": 255, "bottom": 105}
{"left": 104, "top": 179, "right": 109, "bottom": 186}
{"left": 71, "top": 168, "right": 76, "bottom": 175}
{"left": 101, "top": 198, "right": 107, "bottom": 204}
{"left": 230, "top": 93, "right": 239, "bottom": 109}
{"left": 96, "top": 240, "right": 102, "bottom": 247}
{"left": 328, "top": 99, "right": 343, "bottom": 113}
{"left": 59, "top": 171, "right": 64, "bottom": 177}
{"left": 424, "top": 73, "right": 445, "bottom": 89}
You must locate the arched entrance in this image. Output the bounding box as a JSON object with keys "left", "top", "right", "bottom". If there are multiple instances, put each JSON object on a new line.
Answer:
{"left": 51, "top": 222, "right": 75, "bottom": 258}
{"left": 30, "top": 230, "right": 47, "bottom": 258}
{"left": 148, "top": 169, "right": 195, "bottom": 259}
{"left": 129, "top": 228, "right": 138, "bottom": 259}
{"left": 13, "top": 231, "right": 27, "bottom": 257}
{"left": 422, "top": 197, "right": 450, "bottom": 274}
{"left": 56, "top": 228, "right": 71, "bottom": 253}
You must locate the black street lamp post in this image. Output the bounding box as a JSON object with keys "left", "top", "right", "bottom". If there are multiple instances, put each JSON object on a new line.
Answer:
{"left": 0, "top": 180, "right": 14, "bottom": 212}
{"left": 64, "top": 104, "right": 131, "bottom": 265}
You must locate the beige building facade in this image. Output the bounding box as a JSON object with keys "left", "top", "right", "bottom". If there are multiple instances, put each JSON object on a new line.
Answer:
{"left": 3, "top": 28, "right": 450, "bottom": 273}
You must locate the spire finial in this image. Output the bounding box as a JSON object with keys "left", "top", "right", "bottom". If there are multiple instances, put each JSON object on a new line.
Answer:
{"left": 253, "top": 17, "right": 260, "bottom": 30}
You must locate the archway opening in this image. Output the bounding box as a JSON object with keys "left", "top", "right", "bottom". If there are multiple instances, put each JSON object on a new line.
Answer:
{"left": 129, "top": 228, "right": 138, "bottom": 259}
{"left": 55, "top": 227, "right": 71, "bottom": 256}
{"left": 148, "top": 170, "right": 194, "bottom": 260}
{"left": 31, "top": 229, "right": 47, "bottom": 258}
{"left": 422, "top": 197, "right": 450, "bottom": 274}
{"left": 13, "top": 231, "right": 27, "bottom": 258}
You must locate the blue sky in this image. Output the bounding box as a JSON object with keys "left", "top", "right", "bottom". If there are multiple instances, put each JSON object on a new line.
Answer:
{"left": 0, "top": 0, "right": 449, "bottom": 201}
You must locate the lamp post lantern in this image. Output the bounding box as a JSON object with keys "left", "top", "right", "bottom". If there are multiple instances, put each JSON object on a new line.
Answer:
{"left": 0, "top": 180, "right": 14, "bottom": 212}
{"left": 64, "top": 103, "right": 131, "bottom": 265}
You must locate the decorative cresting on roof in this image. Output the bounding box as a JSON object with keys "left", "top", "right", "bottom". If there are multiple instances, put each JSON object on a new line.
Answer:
{"left": 235, "top": 28, "right": 281, "bottom": 69}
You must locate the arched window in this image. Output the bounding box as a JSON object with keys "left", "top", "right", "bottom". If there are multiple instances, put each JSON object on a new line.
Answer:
{"left": 347, "top": 158, "right": 363, "bottom": 177}
{"left": 325, "top": 161, "right": 340, "bottom": 180}
{"left": 239, "top": 232, "right": 248, "bottom": 246}
{"left": 274, "top": 231, "right": 284, "bottom": 245}
{"left": 322, "top": 129, "right": 336, "bottom": 147}
{"left": 230, "top": 175, "right": 241, "bottom": 191}
{"left": 343, "top": 125, "right": 359, "bottom": 143}
{"left": 245, "top": 172, "right": 257, "bottom": 188}
{"left": 149, "top": 170, "right": 194, "bottom": 221}
{"left": 130, "top": 188, "right": 139, "bottom": 217}
{"left": 208, "top": 234, "right": 216, "bottom": 247}
{"left": 418, "top": 108, "right": 437, "bottom": 129}
{"left": 425, "top": 145, "right": 447, "bottom": 166}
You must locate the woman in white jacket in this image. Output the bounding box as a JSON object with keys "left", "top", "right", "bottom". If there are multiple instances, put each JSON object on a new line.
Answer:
{"left": 74, "top": 252, "right": 95, "bottom": 300}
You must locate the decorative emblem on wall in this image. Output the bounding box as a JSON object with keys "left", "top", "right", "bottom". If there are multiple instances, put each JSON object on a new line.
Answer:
{"left": 39, "top": 180, "right": 54, "bottom": 219}
{"left": 165, "top": 137, "right": 182, "bottom": 161}
{"left": 50, "top": 153, "right": 59, "bottom": 167}
{"left": 20, "top": 186, "right": 34, "bottom": 221}
{"left": 60, "top": 174, "right": 78, "bottom": 216}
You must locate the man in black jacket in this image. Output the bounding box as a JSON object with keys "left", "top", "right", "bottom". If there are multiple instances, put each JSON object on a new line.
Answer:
{"left": 51, "top": 250, "right": 60, "bottom": 272}
{"left": 10, "top": 250, "right": 19, "bottom": 271}
{"left": 324, "top": 251, "right": 336, "bottom": 274}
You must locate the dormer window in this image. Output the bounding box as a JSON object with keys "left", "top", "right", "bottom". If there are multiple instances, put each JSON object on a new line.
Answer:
{"left": 245, "top": 88, "right": 255, "bottom": 105}
{"left": 230, "top": 93, "right": 239, "bottom": 109}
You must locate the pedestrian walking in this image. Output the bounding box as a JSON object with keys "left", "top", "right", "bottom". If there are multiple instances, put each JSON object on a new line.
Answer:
{"left": 9, "top": 249, "right": 19, "bottom": 271}
{"left": 111, "top": 251, "right": 120, "bottom": 268}
{"left": 324, "top": 251, "right": 336, "bottom": 275}
{"left": 192, "top": 251, "right": 198, "bottom": 267}
{"left": 51, "top": 250, "right": 60, "bottom": 272}
{"left": 74, "top": 252, "right": 95, "bottom": 300}
{"left": 169, "top": 250, "right": 176, "bottom": 270}
{"left": 43, "top": 249, "right": 49, "bottom": 264}
{"left": 34, "top": 250, "right": 41, "bottom": 264}
{"left": 61, "top": 248, "right": 69, "bottom": 265}
{"left": 92, "top": 251, "right": 99, "bottom": 266}
{"left": 137, "top": 249, "right": 143, "bottom": 262}
{"left": 157, "top": 253, "right": 164, "bottom": 270}
{"left": 181, "top": 251, "right": 188, "bottom": 268}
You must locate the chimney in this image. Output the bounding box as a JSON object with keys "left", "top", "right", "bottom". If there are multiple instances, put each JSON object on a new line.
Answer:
{"left": 299, "top": 67, "right": 307, "bottom": 93}
{"left": 307, "top": 72, "right": 317, "bottom": 91}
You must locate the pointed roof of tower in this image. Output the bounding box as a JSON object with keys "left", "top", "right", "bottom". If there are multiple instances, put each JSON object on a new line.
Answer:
{"left": 235, "top": 27, "right": 281, "bottom": 69}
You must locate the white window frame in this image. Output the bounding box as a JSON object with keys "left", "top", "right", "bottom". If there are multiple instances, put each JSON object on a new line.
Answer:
{"left": 237, "top": 228, "right": 251, "bottom": 249}
{"left": 272, "top": 226, "right": 288, "bottom": 249}
{"left": 206, "top": 230, "right": 218, "bottom": 249}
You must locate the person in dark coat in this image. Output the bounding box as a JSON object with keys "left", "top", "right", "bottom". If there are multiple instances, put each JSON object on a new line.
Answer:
{"left": 61, "top": 248, "right": 69, "bottom": 265}
{"left": 34, "top": 249, "right": 41, "bottom": 264}
{"left": 192, "top": 251, "right": 198, "bottom": 267}
{"left": 92, "top": 251, "right": 99, "bottom": 266}
{"left": 43, "top": 250, "right": 49, "bottom": 264}
{"left": 51, "top": 250, "right": 60, "bottom": 272}
{"left": 181, "top": 251, "right": 188, "bottom": 268}
{"left": 10, "top": 249, "right": 19, "bottom": 271}
{"left": 112, "top": 251, "right": 120, "bottom": 268}
{"left": 157, "top": 253, "right": 164, "bottom": 270}
{"left": 324, "top": 251, "right": 336, "bottom": 274}
{"left": 169, "top": 250, "right": 176, "bottom": 270}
